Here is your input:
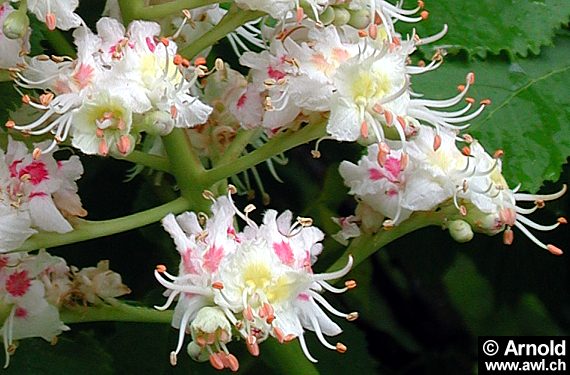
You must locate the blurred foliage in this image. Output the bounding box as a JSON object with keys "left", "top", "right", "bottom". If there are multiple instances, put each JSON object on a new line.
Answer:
{"left": 1, "top": 0, "right": 569, "bottom": 374}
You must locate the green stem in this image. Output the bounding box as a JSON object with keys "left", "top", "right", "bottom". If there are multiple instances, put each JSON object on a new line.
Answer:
{"left": 161, "top": 128, "right": 210, "bottom": 212}
{"left": 203, "top": 121, "right": 327, "bottom": 186}
{"left": 116, "top": 150, "right": 171, "bottom": 172}
{"left": 16, "top": 196, "right": 190, "bottom": 252}
{"left": 118, "top": 0, "right": 221, "bottom": 23}
{"left": 179, "top": 6, "right": 264, "bottom": 59}
{"left": 325, "top": 210, "right": 450, "bottom": 274}
{"left": 215, "top": 128, "right": 262, "bottom": 166}
{"left": 0, "top": 70, "right": 11, "bottom": 82}
{"left": 61, "top": 301, "right": 173, "bottom": 324}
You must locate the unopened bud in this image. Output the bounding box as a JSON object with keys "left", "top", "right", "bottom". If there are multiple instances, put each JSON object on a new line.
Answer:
{"left": 332, "top": 7, "right": 351, "bottom": 26}
{"left": 3, "top": 9, "right": 30, "bottom": 39}
{"left": 448, "top": 220, "right": 474, "bottom": 243}
{"left": 347, "top": 9, "right": 371, "bottom": 29}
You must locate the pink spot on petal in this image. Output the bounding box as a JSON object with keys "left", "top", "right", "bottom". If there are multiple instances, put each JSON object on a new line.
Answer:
{"left": 237, "top": 94, "right": 248, "bottom": 109}
{"left": 29, "top": 191, "right": 48, "bottom": 199}
{"left": 145, "top": 37, "right": 156, "bottom": 52}
{"left": 19, "top": 161, "right": 49, "bottom": 185}
{"left": 72, "top": 63, "right": 94, "bottom": 89}
{"left": 273, "top": 241, "right": 294, "bottom": 265}
{"left": 384, "top": 157, "right": 401, "bottom": 179}
{"left": 0, "top": 256, "right": 8, "bottom": 269}
{"left": 297, "top": 293, "right": 310, "bottom": 301}
{"left": 9, "top": 159, "right": 23, "bottom": 177}
{"left": 15, "top": 307, "right": 28, "bottom": 318}
{"left": 368, "top": 168, "right": 384, "bottom": 181}
{"left": 182, "top": 249, "right": 197, "bottom": 274}
{"left": 267, "top": 66, "right": 286, "bottom": 80}
{"left": 6, "top": 270, "right": 31, "bottom": 297}
{"left": 203, "top": 245, "right": 224, "bottom": 273}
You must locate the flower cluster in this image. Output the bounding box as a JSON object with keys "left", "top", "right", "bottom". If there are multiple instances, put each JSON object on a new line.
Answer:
{"left": 6, "top": 16, "right": 212, "bottom": 157}
{"left": 338, "top": 123, "right": 567, "bottom": 254}
{"left": 0, "top": 136, "right": 85, "bottom": 252}
{"left": 0, "top": 250, "right": 130, "bottom": 367}
{"left": 155, "top": 190, "right": 357, "bottom": 371}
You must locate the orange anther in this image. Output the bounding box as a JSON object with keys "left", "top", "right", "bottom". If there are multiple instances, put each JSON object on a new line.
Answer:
{"left": 160, "top": 37, "right": 170, "bottom": 46}
{"left": 400, "top": 152, "right": 409, "bottom": 171}
{"left": 360, "top": 120, "right": 369, "bottom": 138}
{"left": 212, "top": 281, "right": 224, "bottom": 289}
{"left": 547, "top": 244, "right": 563, "bottom": 256}
{"left": 480, "top": 98, "right": 491, "bottom": 106}
{"left": 209, "top": 353, "right": 224, "bottom": 370}
{"left": 156, "top": 264, "right": 167, "bottom": 273}
{"left": 503, "top": 228, "right": 513, "bottom": 245}
{"left": 194, "top": 56, "right": 207, "bottom": 66}
{"left": 117, "top": 135, "right": 131, "bottom": 155}
{"left": 336, "top": 343, "right": 347, "bottom": 353}
{"left": 181, "top": 59, "right": 190, "bottom": 68}
{"left": 384, "top": 110, "right": 393, "bottom": 125}
{"left": 369, "top": 23, "right": 378, "bottom": 40}
{"left": 558, "top": 217, "right": 567, "bottom": 224}
{"left": 465, "top": 97, "right": 475, "bottom": 104}
{"left": 462, "top": 146, "right": 471, "bottom": 156}
{"left": 493, "top": 149, "right": 504, "bottom": 159}
{"left": 457, "top": 84, "right": 466, "bottom": 92}
{"left": 170, "top": 105, "right": 178, "bottom": 119}
{"left": 226, "top": 354, "right": 239, "bottom": 372}
{"left": 296, "top": 7, "right": 304, "bottom": 24}
{"left": 345, "top": 280, "right": 357, "bottom": 289}
{"left": 173, "top": 54, "right": 183, "bottom": 65}
{"left": 535, "top": 199, "right": 545, "bottom": 208}
{"left": 418, "top": 0, "right": 425, "bottom": 8}
{"left": 417, "top": 60, "right": 426, "bottom": 68}
{"left": 21, "top": 94, "right": 31, "bottom": 104}
{"left": 420, "top": 10, "right": 429, "bottom": 20}
{"left": 32, "top": 148, "right": 42, "bottom": 160}
{"left": 98, "top": 138, "right": 109, "bottom": 156}
{"left": 96, "top": 128, "right": 105, "bottom": 138}
{"left": 358, "top": 29, "right": 368, "bottom": 38}
{"left": 397, "top": 116, "right": 407, "bottom": 130}
{"left": 467, "top": 72, "right": 475, "bottom": 85}
{"left": 433, "top": 134, "right": 442, "bottom": 151}
{"left": 46, "top": 13, "right": 57, "bottom": 31}
{"left": 346, "top": 312, "right": 359, "bottom": 321}
{"left": 372, "top": 103, "right": 384, "bottom": 114}
{"left": 459, "top": 205, "right": 468, "bottom": 216}
{"left": 5, "top": 120, "right": 15, "bottom": 128}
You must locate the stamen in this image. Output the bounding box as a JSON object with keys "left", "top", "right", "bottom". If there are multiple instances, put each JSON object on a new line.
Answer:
{"left": 336, "top": 343, "right": 347, "bottom": 353}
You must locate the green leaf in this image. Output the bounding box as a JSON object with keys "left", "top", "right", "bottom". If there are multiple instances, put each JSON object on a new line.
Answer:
{"left": 412, "top": 33, "right": 570, "bottom": 192}
{"left": 4, "top": 332, "right": 114, "bottom": 375}
{"left": 406, "top": 0, "right": 570, "bottom": 57}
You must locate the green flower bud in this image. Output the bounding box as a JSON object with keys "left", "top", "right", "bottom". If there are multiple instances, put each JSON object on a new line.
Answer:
{"left": 2, "top": 9, "right": 29, "bottom": 40}
{"left": 348, "top": 9, "right": 372, "bottom": 29}
{"left": 332, "top": 7, "right": 351, "bottom": 26}
{"left": 448, "top": 219, "right": 474, "bottom": 243}
{"left": 319, "top": 6, "right": 335, "bottom": 25}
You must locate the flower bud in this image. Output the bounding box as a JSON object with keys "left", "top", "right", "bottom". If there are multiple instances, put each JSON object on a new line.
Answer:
{"left": 332, "top": 7, "right": 351, "bottom": 26}
{"left": 319, "top": 6, "right": 335, "bottom": 25}
{"left": 190, "top": 306, "right": 232, "bottom": 344}
{"left": 448, "top": 220, "right": 474, "bottom": 243}
{"left": 2, "top": 9, "right": 29, "bottom": 40}
{"left": 348, "top": 9, "right": 372, "bottom": 29}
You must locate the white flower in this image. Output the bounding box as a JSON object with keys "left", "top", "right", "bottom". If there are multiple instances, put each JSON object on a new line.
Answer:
{"left": 0, "top": 137, "right": 85, "bottom": 252}
{"left": 11, "top": 0, "right": 81, "bottom": 31}
{"left": 0, "top": 251, "right": 69, "bottom": 368}
{"left": 155, "top": 192, "right": 357, "bottom": 369}
{"left": 235, "top": 0, "right": 293, "bottom": 19}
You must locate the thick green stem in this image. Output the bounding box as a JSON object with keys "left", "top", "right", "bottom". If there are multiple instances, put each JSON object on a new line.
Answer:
{"left": 325, "top": 210, "right": 451, "bottom": 274}
{"left": 179, "top": 7, "right": 264, "bottom": 59}
{"left": 116, "top": 150, "right": 171, "bottom": 172}
{"left": 119, "top": 0, "right": 221, "bottom": 23}
{"left": 0, "top": 71, "right": 11, "bottom": 82}
{"left": 203, "top": 121, "right": 327, "bottom": 186}
{"left": 161, "top": 128, "right": 210, "bottom": 212}
{"left": 16, "top": 197, "right": 190, "bottom": 252}
{"left": 61, "top": 301, "right": 173, "bottom": 324}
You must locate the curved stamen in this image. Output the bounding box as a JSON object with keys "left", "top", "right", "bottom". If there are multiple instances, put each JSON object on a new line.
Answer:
{"left": 513, "top": 221, "right": 549, "bottom": 250}
{"left": 515, "top": 205, "right": 539, "bottom": 215}
{"left": 298, "top": 333, "right": 318, "bottom": 363}
{"left": 416, "top": 24, "right": 449, "bottom": 46}
{"left": 516, "top": 215, "right": 561, "bottom": 231}
{"left": 316, "top": 280, "right": 348, "bottom": 294}
{"left": 312, "top": 255, "right": 353, "bottom": 282}
{"left": 308, "top": 290, "right": 350, "bottom": 319}
{"left": 154, "top": 290, "right": 180, "bottom": 310}
{"left": 308, "top": 313, "right": 337, "bottom": 350}
{"left": 514, "top": 184, "right": 567, "bottom": 201}
{"left": 154, "top": 270, "right": 213, "bottom": 296}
